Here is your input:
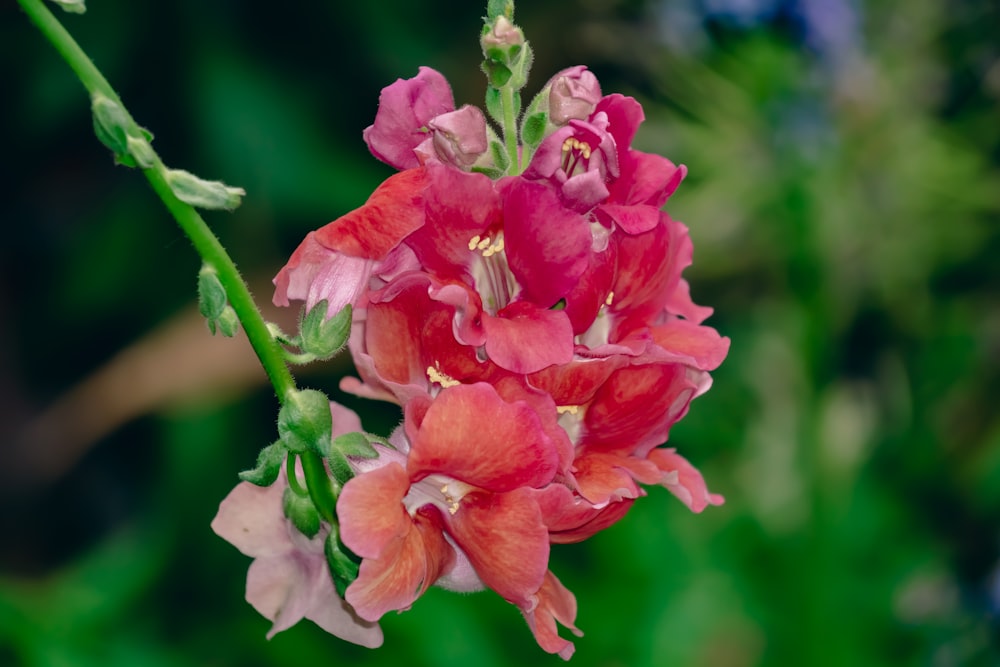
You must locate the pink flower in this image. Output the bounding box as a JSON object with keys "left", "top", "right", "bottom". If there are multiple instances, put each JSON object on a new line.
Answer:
{"left": 363, "top": 67, "right": 455, "bottom": 170}
{"left": 211, "top": 467, "right": 382, "bottom": 646}
{"left": 338, "top": 383, "right": 559, "bottom": 622}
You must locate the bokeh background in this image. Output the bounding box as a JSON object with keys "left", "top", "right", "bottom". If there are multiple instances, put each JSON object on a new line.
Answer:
{"left": 3, "top": 0, "right": 999, "bottom": 665}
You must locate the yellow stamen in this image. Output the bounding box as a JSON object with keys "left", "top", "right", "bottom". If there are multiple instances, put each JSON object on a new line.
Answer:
{"left": 468, "top": 234, "right": 481, "bottom": 251}
{"left": 556, "top": 405, "right": 580, "bottom": 415}
{"left": 605, "top": 291, "right": 615, "bottom": 307}
{"left": 427, "top": 365, "right": 460, "bottom": 388}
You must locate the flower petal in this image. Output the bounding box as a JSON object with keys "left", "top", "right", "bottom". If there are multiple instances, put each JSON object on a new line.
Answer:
{"left": 482, "top": 302, "right": 574, "bottom": 374}
{"left": 407, "top": 383, "right": 559, "bottom": 491}
{"left": 519, "top": 571, "right": 583, "bottom": 660}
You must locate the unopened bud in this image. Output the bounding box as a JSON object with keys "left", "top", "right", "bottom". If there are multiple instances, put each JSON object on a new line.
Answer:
{"left": 91, "top": 93, "right": 129, "bottom": 157}
{"left": 299, "top": 300, "right": 351, "bottom": 360}
{"left": 283, "top": 487, "right": 321, "bottom": 538}
{"left": 547, "top": 66, "right": 602, "bottom": 125}
{"left": 429, "top": 105, "right": 488, "bottom": 168}
{"left": 49, "top": 0, "right": 86, "bottom": 14}
{"left": 166, "top": 169, "right": 245, "bottom": 211}
{"left": 278, "top": 389, "right": 333, "bottom": 455}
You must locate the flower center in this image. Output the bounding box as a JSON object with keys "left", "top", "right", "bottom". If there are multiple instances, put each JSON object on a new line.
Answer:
{"left": 562, "top": 137, "right": 592, "bottom": 178}
{"left": 468, "top": 232, "right": 516, "bottom": 314}
{"left": 403, "top": 474, "right": 475, "bottom": 517}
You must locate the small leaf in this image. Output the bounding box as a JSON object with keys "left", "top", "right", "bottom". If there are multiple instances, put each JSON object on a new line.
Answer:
{"left": 126, "top": 135, "right": 156, "bottom": 169}
{"left": 283, "top": 487, "right": 321, "bottom": 538}
{"left": 325, "top": 450, "right": 354, "bottom": 486}
{"left": 238, "top": 441, "right": 286, "bottom": 486}
{"left": 489, "top": 140, "right": 510, "bottom": 172}
{"left": 485, "top": 86, "right": 504, "bottom": 126}
{"left": 522, "top": 112, "right": 548, "bottom": 148}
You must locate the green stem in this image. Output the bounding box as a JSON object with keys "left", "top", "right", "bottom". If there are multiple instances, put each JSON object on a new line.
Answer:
{"left": 18, "top": 0, "right": 296, "bottom": 404}
{"left": 300, "top": 450, "right": 337, "bottom": 524}
{"left": 21, "top": 0, "right": 339, "bottom": 527}
{"left": 501, "top": 85, "right": 520, "bottom": 173}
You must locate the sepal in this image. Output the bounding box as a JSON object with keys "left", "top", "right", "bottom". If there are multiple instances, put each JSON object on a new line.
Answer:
{"left": 324, "top": 531, "right": 361, "bottom": 598}
{"left": 49, "top": 0, "right": 86, "bottom": 13}
{"left": 300, "top": 300, "right": 352, "bottom": 360}
{"left": 237, "top": 441, "right": 286, "bottom": 486}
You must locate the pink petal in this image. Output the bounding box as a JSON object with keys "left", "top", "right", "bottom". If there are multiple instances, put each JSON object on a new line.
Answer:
{"left": 338, "top": 463, "right": 412, "bottom": 559}
{"left": 407, "top": 383, "right": 559, "bottom": 492}
{"left": 272, "top": 231, "right": 374, "bottom": 318}
{"left": 313, "top": 167, "right": 428, "bottom": 260}
{"left": 363, "top": 67, "right": 455, "bottom": 170}
{"left": 519, "top": 571, "right": 583, "bottom": 660}
{"left": 504, "top": 179, "right": 591, "bottom": 307}
{"left": 482, "top": 302, "right": 574, "bottom": 374}
{"left": 448, "top": 488, "right": 549, "bottom": 604}
{"left": 647, "top": 448, "right": 724, "bottom": 513}
{"left": 650, "top": 318, "right": 731, "bottom": 372}
{"left": 211, "top": 480, "right": 289, "bottom": 559}
{"left": 345, "top": 507, "right": 453, "bottom": 621}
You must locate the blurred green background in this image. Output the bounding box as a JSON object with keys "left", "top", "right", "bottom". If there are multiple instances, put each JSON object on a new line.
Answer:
{"left": 3, "top": 0, "right": 999, "bottom": 665}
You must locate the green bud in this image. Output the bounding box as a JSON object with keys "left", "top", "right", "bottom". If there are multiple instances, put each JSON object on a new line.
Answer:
{"left": 277, "top": 389, "right": 332, "bottom": 455}
{"left": 126, "top": 134, "right": 156, "bottom": 169}
{"left": 238, "top": 441, "right": 287, "bottom": 486}
{"left": 324, "top": 532, "right": 361, "bottom": 598}
{"left": 49, "top": 0, "right": 86, "bottom": 14}
{"left": 165, "top": 169, "right": 245, "bottom": 211}
{"left": 216, "top": 306, "right": 239, "bottom": 337}
{"left": 91, "top": 93, "right": 130, "bottom": 157}
{"left": 283, "top": 487, "right": 321, "bottom": 538}
{"left": 197, "top": 267, "right": 228, "bottom": 320}
{"left": 300, "top": 301, "right": 351, "bottom": 360}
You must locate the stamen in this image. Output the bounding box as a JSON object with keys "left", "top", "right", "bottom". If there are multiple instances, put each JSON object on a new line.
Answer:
{"left": 468, "top": 234, "right": 481, "bottom": 251}
{"left": 427, "top": 365, "right": 460, "bottom": 388}
{"left": 605, "top": 291, "right": 614, "bottom": 307}
{"left": 556, "top": 405, "right": 580, "bottom": 415}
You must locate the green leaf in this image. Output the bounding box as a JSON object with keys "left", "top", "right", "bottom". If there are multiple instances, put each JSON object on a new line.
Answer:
{"left": 332, "top": 431, "right": 378, "bottom": 459}
{"left": 485, "top": 85, "right": 504, "bottom": 125}
{"left": 277, "top": 389, "right": 332, "bottom": 455}
{"left": 521, "top": 111, "right": 548, "bottom": 148}
{"left": 238, "top": 441, "right": 286, "bottom": 486}
{"left": 482, "top": 59, "right": 512, "bottom": 88}
{"left": 325, "top": 450, "right": 354, "bottom": 486}
{"left": 490, "top": 139, "right": 510, "bottom": 172}
{"left": 283, "top": 487, "right": 321, "bottom": 538}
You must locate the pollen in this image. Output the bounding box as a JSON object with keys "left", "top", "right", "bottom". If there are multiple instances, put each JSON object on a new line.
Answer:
{"left": 556, "top": 405, "right": 580, "bottom": 415}
{"left": 440, "top": 483, "right": 460, "bottom": 515}
{"left": 562, "top": 137, "right": 592, "bottom": 160}
{"left": 427, "top": 365, "right": 460, "bottom": 388}
{"left": 468, "top": 234, "right": 482, "bottom": 251}
{"left": 605, "top": 291, "right": 615, "bottom": 307}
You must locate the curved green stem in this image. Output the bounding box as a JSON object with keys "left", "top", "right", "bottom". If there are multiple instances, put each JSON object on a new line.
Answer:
{"left": 18, "top": 0, "right": 296, "bottom": 404}
{"left": 21, "top": 0, "right": 339, "bottom": 528}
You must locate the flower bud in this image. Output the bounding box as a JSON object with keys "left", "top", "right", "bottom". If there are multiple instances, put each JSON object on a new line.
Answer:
{"left": 283, "top": 486, "right": 321, "bottom": 538}
{"left": 165, "top": 169, "right": 245, "bottom": 211}
{"left": 481, "top": 15, "right": 524, "bottom": 53}
{"left": 547, "top": 66, "right": 602, "bottom": 125}
{"left": 91, "top": 92, "right": 129, "bottom": 157}
{"left": 278, "top": 388, "right": 333, "bottom": 455}
{"left": 429, "top": 105, "right": 488, "bottom": 168}
{"left": 300, "top": 300, "right": 351, "bottom": 360}
{"left": 49, "top": 0, "right": 86, "bottom": 14}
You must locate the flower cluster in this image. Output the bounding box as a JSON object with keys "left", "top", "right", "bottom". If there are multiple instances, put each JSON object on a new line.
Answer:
{"left": 214, "top": 22, "right": 728, "bottom": 660}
